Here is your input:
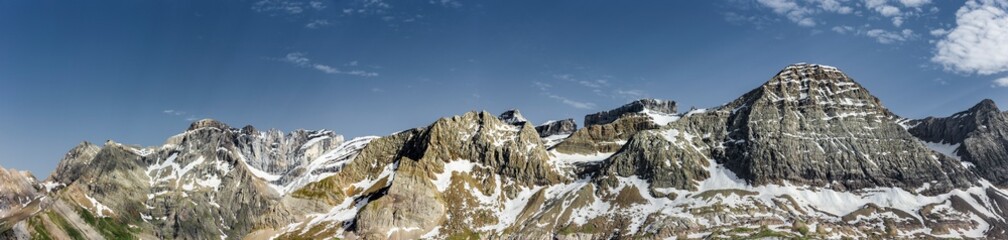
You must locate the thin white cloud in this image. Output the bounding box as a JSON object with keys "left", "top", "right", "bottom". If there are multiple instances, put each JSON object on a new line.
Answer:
{"left": 615, "top": 89, "right": 647, "bottom": 99}
{"left": 932, "top": 0, "right": 1008, "bottom": 75}
{"left": 994, "top": 76, "right": 1008, "bottom": 87}
{"left": 281, "top": 52, "right": 379, "bottom": 77}
{"left": 553, "top": 74, "right": 610, "bottom": 89}
{"left": 429, "top": 0, "right": 462, "bottom": 8}
{"left": 305, "top": 19, "right": 330, "bottom": 29}
{"left": 547, "top": 94, "right": 596, "bottom": 109}
{"left": 866, "top": 29, "right": 914, "bottom": 43}
{"left": 831, "top": 25, "right": 856, "bottom": 34}
{"left": 162, "top": 110, "right": 185, "bottom": 116}
{"left": 898, "top": 0, "right": 932, "bottom": 8}
{"left": 533, "top": 81, "right": 596, "bottom": 109}
{"left": 929, "top": 28, "right": 948, "bottom": 36}
{"left": 163, "top": 109, "right": 199, "bottom": 121}
{"left": 252, "top": 0, "right": 326, "bottom": 15}
{"left": 309, "top": 1, "right": 326, "bottom": 10}
{"left": 757, "top": 0, "right": 818, "bottom": 26}
{"left": 748, "top": 0, "right": 934, "bottom": 32}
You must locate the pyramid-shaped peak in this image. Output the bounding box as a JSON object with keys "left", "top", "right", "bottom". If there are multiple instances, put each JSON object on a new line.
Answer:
{"left": 771, "top": 63, "right": 850, "bottom": 83}
{"left": 969, "top": 99, "right": 1000, "bottom": 113}
{"left": 498, "top": 109, "right": 528, "bottom": 125}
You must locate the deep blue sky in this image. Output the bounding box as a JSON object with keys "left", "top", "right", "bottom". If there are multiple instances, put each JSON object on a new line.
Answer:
{"left": 2, "top": 0, "right": 1007, "bottom": 176}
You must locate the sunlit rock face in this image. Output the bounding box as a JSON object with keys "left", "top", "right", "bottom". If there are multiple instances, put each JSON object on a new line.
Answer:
{"left": 7, "top": 64, "right": 1008, "bottom": 239}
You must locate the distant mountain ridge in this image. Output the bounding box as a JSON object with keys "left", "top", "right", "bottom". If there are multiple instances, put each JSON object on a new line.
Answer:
{"left": 3, "top": 63, "right": 1008, "bottom": 239}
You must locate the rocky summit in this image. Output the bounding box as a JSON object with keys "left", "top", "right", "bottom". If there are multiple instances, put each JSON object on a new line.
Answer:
{"left": 4, "top": 63, "right": 1008, "bottom": 239}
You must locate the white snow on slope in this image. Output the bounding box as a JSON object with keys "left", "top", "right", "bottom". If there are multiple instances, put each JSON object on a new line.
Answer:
{"left": 642, "top": 109, "right": 680, "bottom": 125}
{"left": 84, "top": 194, "right": 114, "bottom": 217}
{"left": 283, "top": 136, "right": 378, "bottom": 193}
{"left": 432, "top": 160, "right": 478, "bottom": 192}
{"left": 923, "top": 141, "right": 961, "bottom": 160}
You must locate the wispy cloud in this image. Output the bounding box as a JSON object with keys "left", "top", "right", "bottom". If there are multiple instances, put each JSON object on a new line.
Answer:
{"left": 735, "top": 0, "right": 936, "bottom": 44}
{"left": 305, "top": 19, "right": 330, "bottom": 28}
{"left": 552, "top": 74, "right": 610, "bottom": 89}
{"left": 532, "top": 81, "right": 596, "bottom": 109}
{"left": 163, "top": 109, "right": 185, "bottom": 116}
{"left": 547, "top": 94, "right": 596, "bottom": 109}
{"left": 252, "top": 0, "right": 326, "bottom": 15}
{"left": 430, "top": 0, "right": 462, "bottom": 8}
{"left": 866, "top": 29, "right": 915, "bottom": 44}
{"left": 163, "top": 110, "right": 199, "bottom": 121}
{"left": 831, "top": 25, "right": 916, "bottom": 44}
{"left": 281, "top": 52, "right": 379, "bottom": 77}
{"left": 932, "top": 0, "right": 1008, "bottom": 75}
{"left": 994, "top": 76, "right": 1008, "bottom": 88}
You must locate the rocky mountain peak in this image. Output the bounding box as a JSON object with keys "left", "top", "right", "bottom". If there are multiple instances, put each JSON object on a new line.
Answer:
{"left": 535, "top": 118, "right": 577, "bottom": 137}
{"left": 908, "top": 99, "right": 1008, "bottom": 186}
{"left": 749, "top": 63, "right": 887, "bottom": 112}
{"left": 240, "top": 125, "right": 259, "bottom": 135}
{"left": 584, "top": 98, "right": 677, "bottom": 126}
{"left": 498, "top": 109, "right": 528, "bottom": 125}
{"left": 966, "top": 98, "right": 1000, "bottom": 115}
{"left": 187, "top": 118, "right": 231, "bottom": 131}
{"left": 715, "top": 63, "right": 974, "bottom": 193}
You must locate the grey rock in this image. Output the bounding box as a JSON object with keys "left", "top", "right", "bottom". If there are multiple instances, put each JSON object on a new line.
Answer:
{"left": 499, "top": 109, "right": 529, "bottom": 125}
{"left": 584, "top": 99, "right": 677, "bottom": 126}
{"left": 716, "top": 63, "right": 975, "bottom": 194}
{"left": 908, "top": 99, "right": 1008, "bottom": 186}
{"left": 535, "top": 119, "right": 577, "bottom": 137}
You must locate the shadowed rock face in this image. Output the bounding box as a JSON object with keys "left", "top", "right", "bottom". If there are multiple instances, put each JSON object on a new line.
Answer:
{"left": 11, "top": 64, "right": 1008, "bottom": 240}
{"left": 584, "top": 99, "right": 677, "bottom": 126}
{"left": 498, "top": 109, "right": 529, "bottom": 125}
{"left": 909, "top": 99, "right": 1008, "bottom": 186}
{"left": 714, "top": 64, "right": 975, "bottom": 194}
{"left": 535, "top": 119, "right": 577, "bottom": 137}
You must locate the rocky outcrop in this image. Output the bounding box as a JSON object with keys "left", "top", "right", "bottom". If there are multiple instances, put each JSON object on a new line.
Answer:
{"left": 584, "top": 99, "right": 677, "bottom": 126}
{"left": 499, "top": 109, "right": 529, "bottom": 125}
{"left": 715, "top": 63, "right": 975, "bottom": 194}
{"left": 535, "top": 119, "right": 577, "bottom": 137}
{"left": 13, "top": 63, "right": 1008, "bottom": 240}
{"left": 908, "top": 99, "right": 1008, "bottom": 186}
{"left": 552, "top": 114, "right": 661, "bottom": 154}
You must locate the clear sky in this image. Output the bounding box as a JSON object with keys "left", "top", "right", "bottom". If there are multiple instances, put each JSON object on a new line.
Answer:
{"left": 2, "top": 0, "right": 1007, "bottom": 176}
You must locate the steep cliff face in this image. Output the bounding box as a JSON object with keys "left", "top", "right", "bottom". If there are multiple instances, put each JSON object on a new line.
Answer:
{"left": 282, "top": 111, "right": 568, "bottom": 239}
{"left": 584, "top": 99, "right": 677, "bottom": 127}
{"left": 2, "top": 120, "right": 347, "bottom": 240}
{"left": 8, "top": 64, "right": 1008, "bottom": 239}
{"left": 0, "top": 167, "right": 40, "bottom": 240}
{"left": 908, "top": 99, "right": 1008, "bottom": 186}
{"left": 715, "top": 64, "right": 975, "bottom": 194}
{"left": 535, "top": 119, "right": 577, "bottom": 138}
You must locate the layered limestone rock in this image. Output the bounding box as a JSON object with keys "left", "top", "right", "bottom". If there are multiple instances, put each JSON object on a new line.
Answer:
{"left": 908, "top": 99, "right": 1008, "bottom": 186}
{"left": 46, "top": 141, "right": 100, "bottom": 188}
{"left": 285, "top": 111, "right": 567, "bottom": 239}
{"left": 584, "top": 99, "right": 677, "bottom": 126}
{"left": 1, "top": 120, "right": 347, "bottom": 240}
{"left": 11, "top": 63, "right": 1008, "bottom": 240}
{"left": 715, "top": 63, "right": 975, "bottom": 194}
{"left": 498, "top": 109, "right": 529, "bottom": 125}
{"left": 553, "top": 113, "right": 662, "bottom": 154}
{"left": 535, "top": 119, "right": 577, "bottom": 137}
{"left": 0, "top": 166, "right": 40, "bottom": 239}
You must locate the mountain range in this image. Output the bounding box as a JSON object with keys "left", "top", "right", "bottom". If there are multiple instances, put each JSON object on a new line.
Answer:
{"left": 3, "top": 63, "right": 1008, "bottom": 239}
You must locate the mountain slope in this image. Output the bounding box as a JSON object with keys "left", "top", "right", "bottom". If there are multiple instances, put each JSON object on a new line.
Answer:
{"left": 4, "top": 63, "right": 1008, "bottom": 239}
{"left": 908, "top": 99, "right": 1008, "bottom": 186}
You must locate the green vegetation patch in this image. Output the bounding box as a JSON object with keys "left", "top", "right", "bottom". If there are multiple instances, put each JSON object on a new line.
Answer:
{"left": 27, "top": 216, "right": 53, "bottom": 240}
{"left": 45, "top": 211, "right": 84, "bottom": 240}
{"left": 75, "top": 207, "right": 136, "bottom": 239}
